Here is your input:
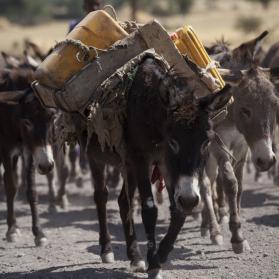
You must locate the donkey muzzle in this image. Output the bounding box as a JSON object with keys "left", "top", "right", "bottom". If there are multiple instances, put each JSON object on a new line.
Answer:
{"left": 251, "top": 138, "right": 276, "bottom": 172}
{"left": 34, "top": 145, "right": 54, "bottom": 174}
{"left": 174, "top": 175, "right": 201, "bottom": 213}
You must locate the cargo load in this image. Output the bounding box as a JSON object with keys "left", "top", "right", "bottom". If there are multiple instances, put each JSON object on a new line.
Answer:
{"left": 33, "top": 20, "right": 218, "bottom": 113}
{"left": 35, "top": 10, "right": 129, "bottom": 89}
{"left": 171, "top": 25, "right": 225, "bottom": 90}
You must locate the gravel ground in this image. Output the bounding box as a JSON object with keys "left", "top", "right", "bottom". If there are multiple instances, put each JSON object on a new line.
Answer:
{"left": 0, "top": 168, "right": 278, "bottom": 279}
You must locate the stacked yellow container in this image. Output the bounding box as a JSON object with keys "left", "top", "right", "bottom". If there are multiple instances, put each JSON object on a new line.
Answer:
{"left": 35, "top": 10, "right": 129, "bottom": 89}
{"left": 171, "top": 25, "right": 225, "bottom": 90}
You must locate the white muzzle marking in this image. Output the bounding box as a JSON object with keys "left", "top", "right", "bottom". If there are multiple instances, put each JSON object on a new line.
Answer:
{"left": 174, "top": 175, "right": 200, "bottom": 211}
{"left": 251, "top": 138, "right": 275, "bottom": 169}
{"left": 33, "top": 145, "right": 54, "bottom": 174}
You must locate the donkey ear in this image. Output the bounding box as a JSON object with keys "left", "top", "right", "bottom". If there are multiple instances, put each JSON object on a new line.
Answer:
{"left": 23, "top": 52, "right": 39, "bottom": 69}
{"left": 232, "top": 31, "right": 268, "bottom": 64}
{"left": 199, "top": 84, "right": 232, "bottom": 112}
{"left": 218, "top": 68, "right": 246, "bottom": 86}
{"left": 1, "top": 51, "right": 21, "bottom": 68}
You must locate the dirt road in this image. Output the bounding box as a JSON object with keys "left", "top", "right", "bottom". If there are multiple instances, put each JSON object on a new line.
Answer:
{"left": 0, "top": 169, "right": 278, "bottom": 279}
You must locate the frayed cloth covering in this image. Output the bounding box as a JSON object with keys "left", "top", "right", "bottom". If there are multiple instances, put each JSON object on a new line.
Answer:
{"left": 85, "top": 49, "right": 169, "bottom": 155}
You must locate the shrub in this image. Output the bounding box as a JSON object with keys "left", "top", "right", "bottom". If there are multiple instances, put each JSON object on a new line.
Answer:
{"left": 235, "top": 16, "right": 262, "bottom": 34}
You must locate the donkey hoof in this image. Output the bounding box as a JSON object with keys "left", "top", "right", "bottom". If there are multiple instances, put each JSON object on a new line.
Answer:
{"left": 101, "top": 252, "right": 114, "bottom": 263}
{"left": 201, "top": 227, "right": 209, "bottom": 237}
{"left": 75, "top": 176, "right": 83, "bottom": 188}
{"left": 211, "top": 234, "right": 223, "bottom": 246}
{"left": 6, "top": 228, "right": 21, "bottom": 243}
{"left": 148, "top": 269, "right": 163, "bottom": 279}
{"left": 35, "top": 235, "right": 48, "bottom": 247}
{"left": 130, "top": 260, "right": 146, "bottom": 273}
{"left": 59, "top": 196, "right": 69, "bottom": 210}
{"left": 232, "top": 240, "right": 250, "bottom": 254}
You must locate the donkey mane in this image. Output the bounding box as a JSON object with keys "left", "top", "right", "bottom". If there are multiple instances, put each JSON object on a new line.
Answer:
{"left": 166, "top": 68, "right": 199, "bottom": 125}
{"left": 172, "top": 96, "right": 199, "bottom": 125}
{"left": 207, "top": 37, "right": 230, "bottom": 55}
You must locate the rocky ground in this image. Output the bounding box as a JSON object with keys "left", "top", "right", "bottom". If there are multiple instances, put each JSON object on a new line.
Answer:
{"left": 0, "top": 168, "right": 278, "bottom": 279}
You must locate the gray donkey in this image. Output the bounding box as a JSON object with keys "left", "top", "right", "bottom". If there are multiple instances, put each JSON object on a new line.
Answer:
{"left": 200, "top": 31, "right": 279, "bottom": 254}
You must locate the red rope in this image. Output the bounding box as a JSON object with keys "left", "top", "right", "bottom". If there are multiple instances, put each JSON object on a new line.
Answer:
{"left": 151, "top": 165, "right": 165, "bottom": 193}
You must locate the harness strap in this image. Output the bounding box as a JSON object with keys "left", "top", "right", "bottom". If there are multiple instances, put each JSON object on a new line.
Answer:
{"left": 213, "top": 131, "right": 237, "bottom": 166}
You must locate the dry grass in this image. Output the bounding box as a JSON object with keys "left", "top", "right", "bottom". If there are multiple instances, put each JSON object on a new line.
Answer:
{"left": 0, "top": 0, "right": 278, "bottom": 55}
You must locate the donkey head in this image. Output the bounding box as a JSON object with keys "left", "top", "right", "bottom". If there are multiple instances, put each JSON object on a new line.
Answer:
{"left": 160, "top": 69, "right": 232, "bottom": 212}
{"left": 218, "top": 31, "right": 279, "bottom": 171}
{"left": 19, "top": 91, "right": 55, "bottom": 174}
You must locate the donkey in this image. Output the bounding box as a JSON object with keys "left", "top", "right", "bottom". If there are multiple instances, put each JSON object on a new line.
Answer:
{"left": 71, "top": 55, "right": 232, "bottom": 279}
{"left": 0, "top": 55, "right": 74, "bottom": 211}
{"left": 200, "top": 32, "right": 279, "bottom": 254}
{"left": 262, "top": 42, "right": 279, "bottom": 185}
{"left": 0, "top": 89, "right": 54, "bottom": 246}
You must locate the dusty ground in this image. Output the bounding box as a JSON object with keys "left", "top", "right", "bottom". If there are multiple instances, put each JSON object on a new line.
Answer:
{"left": 0, "top": 166, "right": 278, "bottom": 279}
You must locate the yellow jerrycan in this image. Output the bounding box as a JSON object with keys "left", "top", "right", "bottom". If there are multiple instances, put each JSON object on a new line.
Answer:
{"left": 35, "top": 10, "right": 129, "bottom": 89}
{"left": 171, "top": 25, "right": 225, "bottom": 90}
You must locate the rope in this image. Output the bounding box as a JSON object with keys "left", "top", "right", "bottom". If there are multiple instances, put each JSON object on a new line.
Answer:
{"left": 213, "top": 132, "right": 237, "bottom": 166}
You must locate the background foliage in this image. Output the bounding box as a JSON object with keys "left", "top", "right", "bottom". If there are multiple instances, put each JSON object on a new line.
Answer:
{"left": 0, "top": 0, "right": 273, "bottom": 24}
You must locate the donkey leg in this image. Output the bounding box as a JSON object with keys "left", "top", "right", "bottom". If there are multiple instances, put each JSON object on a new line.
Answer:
{"left": 235, "top": 160, "right": 245, "bottom": 214}
{"left": 216, "top": 173, "right": 229, "bottom": 224}
{"left": 157, "top": 201, "right": 186, "bottom": 264}
{"left": 200, "top": 172, "right": 223, "bottom": 246}
{"left": 89, "top": 160, "right": 114, "bottom": 263}
{"left": 79, "top": 146, "right": 88, "bottom": 175}
{"left": 25, "top": 155, "right": 47, "bottom": 247}
{"left": 235, "top": 159, "right": 250, "bottom": 251}
{"left": 135, "top": 161, "right": 160, "bottom": 278}
{"left": 68, "top": 145, "right": 77, "bottom": 182}
{"left": 0, "top": 164, "right": 2, "bottom": 186}
{"left": 71, "top": 145, "right": 83, "bottom": 188}
{"left": 56, "top": 156, "right": 69, "bottom": 211}
{"left": 46, "top": 170, "right": 57, "bottom": 213}
{"left": 118, "top": 174, "right": 145, "bottom": 273}
{"left": 3, "top": 155, "right": 20, "bottom": 242}
{"left": 220, "top": 160, "right": 248, "bottom": 254}
{"left": 107, "top": 166, "right": 121, "bottom": 189}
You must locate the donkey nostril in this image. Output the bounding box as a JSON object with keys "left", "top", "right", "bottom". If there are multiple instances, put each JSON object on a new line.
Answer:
{"left": 178, "top": 195, "right": 199, "bottom": 210}
{"left": 38, "top": 162, "right": 54, "bottom": 174}
{"left": 256, "top": 158, "right": 264, "bottom": 167}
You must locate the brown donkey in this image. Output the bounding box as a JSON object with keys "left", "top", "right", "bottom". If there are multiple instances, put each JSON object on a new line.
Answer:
{"left": 200, "top": 32, "right": 279, "bottom": 254}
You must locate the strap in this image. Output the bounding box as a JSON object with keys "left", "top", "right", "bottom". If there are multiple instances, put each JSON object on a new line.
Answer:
{"left": 213, "top": 131, "right": 237, "bottom": 166}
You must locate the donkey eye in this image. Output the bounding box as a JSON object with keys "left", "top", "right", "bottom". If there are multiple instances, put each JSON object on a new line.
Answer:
{"left": 168, "top": 138, "right": 180, "bottom": 154}
{"left": 240, "top": 107, "right": 252, "bottom": 119}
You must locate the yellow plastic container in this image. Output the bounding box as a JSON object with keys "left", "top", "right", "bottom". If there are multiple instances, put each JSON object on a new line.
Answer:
{"left": 171, "top": 25, "right": 225, "bottom": 90}
{"left": 35, "top": 10, "right": 129, "bottom": 89}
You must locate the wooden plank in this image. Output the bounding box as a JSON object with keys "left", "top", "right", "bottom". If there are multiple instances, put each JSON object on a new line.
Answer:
{"left": 61, "top": 31, "right": 148, "bottom": 112}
